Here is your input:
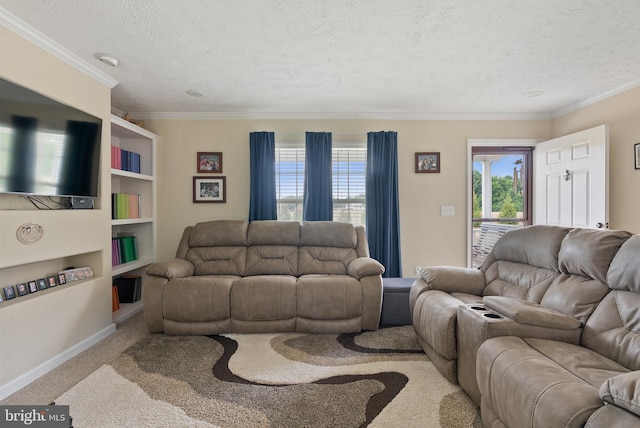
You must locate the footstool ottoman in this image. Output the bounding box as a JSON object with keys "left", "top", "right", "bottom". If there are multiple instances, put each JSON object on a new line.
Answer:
{"left": 380, "top": 277, "right": 415, "bottom": 326}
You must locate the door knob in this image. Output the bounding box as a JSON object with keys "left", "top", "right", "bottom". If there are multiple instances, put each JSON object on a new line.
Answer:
{"left": 596, "top": 222, "right": 607, "bottom": 229}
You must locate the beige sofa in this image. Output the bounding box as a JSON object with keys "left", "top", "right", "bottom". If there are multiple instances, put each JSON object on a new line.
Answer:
{"left": 410, "top": 225, "right": 639, "bottom": 427}
{"left": 143, "top": 220, "right": 385, "bottom": 335}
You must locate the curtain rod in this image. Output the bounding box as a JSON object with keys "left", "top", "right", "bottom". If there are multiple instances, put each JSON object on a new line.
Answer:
{"left": 271, "top": 131, "right": 367, "bottom": 137}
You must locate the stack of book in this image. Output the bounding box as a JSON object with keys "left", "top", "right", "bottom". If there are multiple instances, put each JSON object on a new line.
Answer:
{"left": 111, "top": 193, "right": 141, "bottom": 219}
{"left": 111, "top": 146, "right": 141, "bottom": 173}
{"left": 113, "top": 275, "right": 142, "bottom": 303}
{"left": 112, "top": 234, "right": 137, "bottom": 266}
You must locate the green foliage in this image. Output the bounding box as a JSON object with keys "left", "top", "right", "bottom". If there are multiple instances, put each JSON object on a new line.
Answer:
{"left": 499, "top": 194, "right": 518, "bottom": 224}
{"left": 473, "top": 170, "right": 523, "bottom": 219}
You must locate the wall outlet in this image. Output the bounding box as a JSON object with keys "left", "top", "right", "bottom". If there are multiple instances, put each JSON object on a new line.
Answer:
{"left": 440, "top": 205, "right": 455, "bottom": 216}
{"left": 415, "top": 266, "right": 424, "bottom": 276}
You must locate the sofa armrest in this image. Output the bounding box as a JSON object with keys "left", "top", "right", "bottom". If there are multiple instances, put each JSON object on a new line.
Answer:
{"left": 146, "top": 259, "right": 194, "bottom": 279}
{"left": 420, "top": 266, "right": 485, "bottom": 295}
{"left": 483, "top": 296, "right": 582, "bottom": 330}
{"left": 600, "top": 371, "right": 640, "bottom": 417}
{"left": 348, "top": 257, "right": 385, "bottom": 279}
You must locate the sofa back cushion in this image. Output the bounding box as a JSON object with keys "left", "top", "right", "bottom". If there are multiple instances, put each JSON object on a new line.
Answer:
{"left": 246, "top": 221, "right": 300, "bottom": 275}
{"left": 582, "top": 235, "right": 640, "bottom": 369}
{"left": 189, "top": 220, "right": 248, "bottom": 247}
{"left": 539, "top": 229, "right": 631, "bottom": 324}
{"left": 483, "top": 225, "right": 569, "bottom": 302}
{"left": 493, "top": 225, "right": 570, "bottom": 270}
{"left": 185, "top": 220, "right": 248, "bottom": 276}
{"left": 607, "top": 235, "right": 640, "bottom": 293}
{"left": 558, "top": 228, "right": 631, "bottom": 284}
{"left": 298, "top": 222, "right": 358, "bottom": 275}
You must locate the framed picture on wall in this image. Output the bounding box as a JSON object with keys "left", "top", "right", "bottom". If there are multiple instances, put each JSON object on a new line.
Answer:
{"left": 635, "top": 143, "right": 640, "bottom": 170}
{"left": 193, "top": 176, "right": 226, "bottom": 203}
{"left": 415, "top": 152, "right": 440, "bottom": 173}
{"left": 16, "top": 283, "right": 28, "bottom": 296}
{"left": 197, "top": 152, "right": 223, "bottom": 173}
{"left": 3, "top": 285, "right": 16, "bottom": 300}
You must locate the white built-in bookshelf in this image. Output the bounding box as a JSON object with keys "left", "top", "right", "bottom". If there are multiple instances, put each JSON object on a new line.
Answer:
{"left": 110, "top": 115, "right": 156, "bottom": 322}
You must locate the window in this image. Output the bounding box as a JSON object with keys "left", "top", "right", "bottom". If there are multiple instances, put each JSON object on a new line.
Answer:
{"left": 275, "top": 141, "right": 367, "bottom": 226}
{"left": 471, "top": 146, "right": 533, "bottom": 267}
{"left": 332, "top": 144, "right": 366, "bottom": 226}
{"left": 275, "top": 145, "right": 305, "bottom": 221}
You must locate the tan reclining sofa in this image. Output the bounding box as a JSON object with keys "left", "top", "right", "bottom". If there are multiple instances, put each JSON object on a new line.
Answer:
{"left": 410, "top": 225, "right": 639, "bottom": 427}
{"left": 144, "top": 220, "right": 385, "bottom": 335}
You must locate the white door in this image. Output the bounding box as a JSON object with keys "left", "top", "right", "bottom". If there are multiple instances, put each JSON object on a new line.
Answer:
{"left": 534, "top": 125, "right": 608, "bottom": 229}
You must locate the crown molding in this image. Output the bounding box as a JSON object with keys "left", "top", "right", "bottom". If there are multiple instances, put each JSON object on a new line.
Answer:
{"left": 0, "top": 7, "right": 118, "bottom": 89}
{"left": 128, "top": 110, "right": 553, "bottom": 121}
{"left": 552, "top": 78, "right": 640, "bottom": 118}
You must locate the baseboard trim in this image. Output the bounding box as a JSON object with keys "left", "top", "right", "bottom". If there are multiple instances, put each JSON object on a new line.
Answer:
{"left": 0, "top": 323, "right": 117, "bottom": 400}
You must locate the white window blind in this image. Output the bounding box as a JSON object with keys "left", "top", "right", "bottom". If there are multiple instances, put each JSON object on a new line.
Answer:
{"left": 275, "top": 141, "right": 366, "bottom": 226}
{"left": 275, "top": 146, "right": 305, "bottom": 221}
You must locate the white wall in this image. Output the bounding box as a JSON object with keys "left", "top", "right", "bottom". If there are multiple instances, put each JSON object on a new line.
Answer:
{"left": 0, "top": 24, "right": 113, "bottom": 396}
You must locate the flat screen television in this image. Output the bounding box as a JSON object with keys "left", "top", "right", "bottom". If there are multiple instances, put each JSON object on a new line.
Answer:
{"left": 0, "top": 77, "right": 102, "bottom": 199}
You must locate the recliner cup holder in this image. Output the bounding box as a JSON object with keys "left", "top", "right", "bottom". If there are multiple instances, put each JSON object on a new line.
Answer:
{"left": 482, "top": 313, "right": 503, "bottom": 319}
{"left": 470, "top": 305, "right": 487, "bottom": 311}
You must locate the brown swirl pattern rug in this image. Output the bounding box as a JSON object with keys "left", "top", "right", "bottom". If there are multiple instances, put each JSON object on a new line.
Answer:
{"left": 55, "top": 326, "right": 481, "bottom": 427}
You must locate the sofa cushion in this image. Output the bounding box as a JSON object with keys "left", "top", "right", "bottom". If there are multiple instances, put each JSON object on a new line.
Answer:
{"left": 297, "top": 275, "right": 362, "bottom": 320}
{"left": 189, "top": 220, "right": 248, "bottom": 247}
{"left": 298, "top": 246, "right": 357, "bottom": 275}
{"left": 247, "top": 220, "right": 300, "bottom": 245}
{"left": 300, "top": 221, "right": 357, "bottom": 248}
{"left": 539, "top": 274, "right": 610, "bottom": 324}
{"left": 246, "top": 246, "right": 298, "bottom": 276}
{"left": 493, "top": 225, "right": 570, "bottom": 270}
{"left": 608, "top": 235, "right": 640, "bottom": 292}
{"left": 558, "top": 228, "right": 631, "bottom": 284}
{"left": 582, "top": 290, "right": 640, "bottom": 370}
{"left": 477, "top": 336, "right": 626, "bottom": 428}
{"left": 483, "top": 261, "right": 558, "bottom": 302}
{"left": 599, "top": 371, "right": 640, "bottom": 417}
{"left": 162, "top": 276, "right": 236, "bottom": 322}
{"left": 230, "top": 276, "right": 297, "bottom": 321}
{"left": 186, "top": 246, "right": 247, "bottom": 276}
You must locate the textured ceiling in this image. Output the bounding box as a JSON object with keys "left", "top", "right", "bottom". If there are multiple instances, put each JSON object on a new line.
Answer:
{"left": 1, "top": 0, "right": 640, "bottom": 118}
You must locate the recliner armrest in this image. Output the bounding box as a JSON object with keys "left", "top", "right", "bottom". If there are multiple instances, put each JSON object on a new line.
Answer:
{"left": 420, "top": 266, "right": 485, "bottom": 295}
{"left": 146, "top": 259, "right": 195, "bottom": 279}
{"left": 348, "top": 257, "right": 385, "bottom": 279}
{"left": 483, "top": 296, "right": 582, "bottom": 330}
{"left": 600, "top": 371, "right": 640, "bottom": 417}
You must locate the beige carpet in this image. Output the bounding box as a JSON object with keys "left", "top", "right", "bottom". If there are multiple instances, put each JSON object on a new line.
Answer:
{"left": 5, "top": 313, "right": 481, "bottom": 427}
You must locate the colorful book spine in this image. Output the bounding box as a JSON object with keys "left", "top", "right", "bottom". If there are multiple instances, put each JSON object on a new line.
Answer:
{"left": 111, "top": 146, "right": 141, "bottom": 173}
{"left": 111, "top": 235, "right": 138, "bottom": 265}
{"left": 111, "top": 193, "right": 141, "bottom": 219}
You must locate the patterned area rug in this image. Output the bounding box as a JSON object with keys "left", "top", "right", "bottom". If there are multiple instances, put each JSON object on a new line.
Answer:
{"left": 55, "top": 326, "right": 481, "bottom": 427}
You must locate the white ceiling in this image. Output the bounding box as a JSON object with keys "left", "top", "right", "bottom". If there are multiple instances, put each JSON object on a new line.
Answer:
{"left": 1, "top": 0, "right": 640, "bottom": 119}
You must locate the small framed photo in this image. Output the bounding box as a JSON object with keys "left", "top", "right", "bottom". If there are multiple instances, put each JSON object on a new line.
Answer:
{"left": 47, "top": 276, "right": 57, "bottom": 288}
{"left": 635, "top": 143, "right": 640, "bottom": 170}
{"left": 3, "top": 285, "right": 16, "bottom": 300}
{"left": 28, "top": 280, "right": 38, "bottom": 293}
{"left": 58, "top": 273, "right": 67, "bottom": 285}
{"left": 37, "top": 278, "right": 48, "bottom": 290}
{"left": 193, "top": 176, "right": 226, "bottom": 203}
{"left": 416, "top": 152, "right": 440, "bottom": 173}
{"left": 197, "top": 152, "right": 223, "bottom": 173}
{"left": 16, "top": 283, "right": 29, "bottom": 296}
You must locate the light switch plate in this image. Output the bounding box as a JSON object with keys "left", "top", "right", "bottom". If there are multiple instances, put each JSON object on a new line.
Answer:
{"left": 441, "top": 205, "right": 455, "bottom": 216}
